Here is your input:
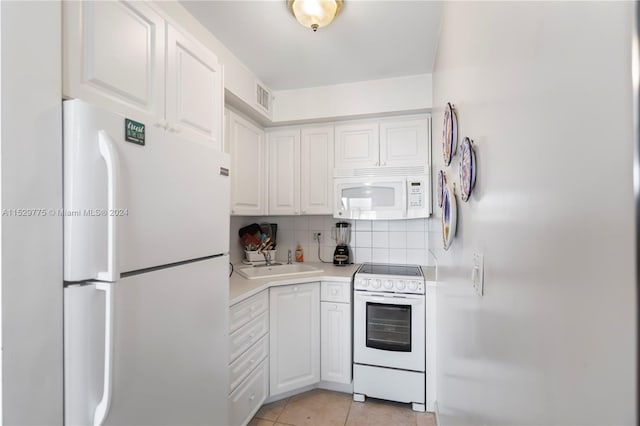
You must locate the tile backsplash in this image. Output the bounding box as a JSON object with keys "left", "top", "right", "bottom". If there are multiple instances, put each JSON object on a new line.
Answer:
{"left": 230, "top": 215, "right": 435, "bottom": 266}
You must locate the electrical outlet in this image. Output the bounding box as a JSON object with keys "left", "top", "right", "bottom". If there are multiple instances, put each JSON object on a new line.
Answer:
{"left": 472, "top": 252, "right": 484, "bottom": 296}
{"left": 312, "top": 232, "right": 322, "bottom": 242}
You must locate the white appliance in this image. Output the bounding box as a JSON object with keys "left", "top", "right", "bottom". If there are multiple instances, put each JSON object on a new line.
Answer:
{"left": 63, "top": 100, "right": 230, "bottom": 426}
{"left": 334, "top": 176, "right": 430, "bottom": 220}
{"left": 352, "top": 263, "right": 426, "bottom": 412}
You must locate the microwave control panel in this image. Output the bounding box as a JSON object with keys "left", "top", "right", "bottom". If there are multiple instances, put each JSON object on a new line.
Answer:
{"left": 408, "top": 180, "right": 425, "bottom": 208}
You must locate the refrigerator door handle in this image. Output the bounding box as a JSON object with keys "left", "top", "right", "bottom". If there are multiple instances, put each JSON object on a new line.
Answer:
{"left": 94, "top": 282, "right": 114, "bottom": 426}
{"left": 97, "top": 130, "right": 119, "bottom": 282}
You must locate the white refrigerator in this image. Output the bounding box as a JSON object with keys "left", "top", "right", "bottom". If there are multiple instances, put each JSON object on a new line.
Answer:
{"left": 63, "top": 100, "right": 230, "bottom": 425}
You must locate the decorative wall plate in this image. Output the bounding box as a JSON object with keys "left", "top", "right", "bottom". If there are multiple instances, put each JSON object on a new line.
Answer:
{"left": 437, "top": 170, "right": 445, "bottom": 208}
{"left": 459, "top": 137, "right": 477, "bottom": 202}
{"left": 442, "top": 103, "right": 458, "bottom": 166}
{"left": 442, "top": 184, "right": 457, "bottom": 250}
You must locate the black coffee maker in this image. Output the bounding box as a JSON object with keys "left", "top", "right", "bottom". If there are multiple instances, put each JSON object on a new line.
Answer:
{"left": 333, "top": 222, "right": 351, "bottom": 265}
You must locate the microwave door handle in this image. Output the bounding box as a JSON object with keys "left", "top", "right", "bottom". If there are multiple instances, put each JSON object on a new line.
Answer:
{"left": 403, "top": 180, "right": 409, "bottom": 218}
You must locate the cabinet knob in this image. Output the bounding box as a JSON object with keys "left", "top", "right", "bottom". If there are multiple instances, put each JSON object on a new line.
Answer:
{"left": 154, "top": 121, "right": 168, "bottom": 130}
{"left": 293, "top": 287, "right": 298, "bottom": 291}
{"left": 249, "top": 394, "right": 255, "bottom": 402}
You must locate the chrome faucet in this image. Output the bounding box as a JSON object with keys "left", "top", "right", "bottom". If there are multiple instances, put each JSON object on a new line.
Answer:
{"left": 287, "top": 249, "right": 292, "bottom": 264}
{"left": 263, "top": 251, "right": 273, "bottom": 266}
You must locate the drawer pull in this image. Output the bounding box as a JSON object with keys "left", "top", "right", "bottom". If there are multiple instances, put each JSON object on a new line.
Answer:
{"left": 250, "top": 359, "right": 255, "bottom": 364}
{"left": 331, "top": 289, "right": 338, "bottom": 295}
{"left": 293, "top": 287, "right": 298, "bottom": 291}
{"left": 249, "top": 394, "right": 255, "bottom": 402}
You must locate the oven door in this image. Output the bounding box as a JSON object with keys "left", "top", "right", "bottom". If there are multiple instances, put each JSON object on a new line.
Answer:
{"left": 353, "top": 291, "right": 425, "bottom": 372}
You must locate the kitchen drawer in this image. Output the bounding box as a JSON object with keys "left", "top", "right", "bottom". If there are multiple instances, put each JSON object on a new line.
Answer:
{"left": 229, "top": 312, "right": 269, "bottom": 362}
{"left": 229, "top": 334, "right": 269, "bottom": 393}
{"left": 230, "top": 290, "right": 268, "bottom": 333}
{"left": 229, "top": 359, "right": 268, "bottom": 426}
{"left": 321, "top": 281, "right": 350, "bottom": 303}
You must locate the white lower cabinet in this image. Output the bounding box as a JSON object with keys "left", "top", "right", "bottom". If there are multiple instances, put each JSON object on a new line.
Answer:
{"left": 320, "top": 281, "right": 352, "bottom": 385}
{"left": 321, "top": 302, "right": 351, "bottom": 384}
{"left": 228, "top": 290, "right": 269, "bottom": 426}
{"left": 269, "top": 282, "right": 320, "bottom": 396}
{"left": 229, "top": 359, "right": 269, "bottom": 426}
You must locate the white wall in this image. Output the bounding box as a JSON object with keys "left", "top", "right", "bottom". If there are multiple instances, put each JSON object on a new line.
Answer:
{"left": 271, "top": 74, "right": 432, "bottom": 124}
{"left": 1, "top": 1, "right": 63, "bottom": 424}
{"left": 230, "top": 215, "right": 434, "bottom": 266}
{"left": 430, "top": 2, "right": 635, "bottom": 425}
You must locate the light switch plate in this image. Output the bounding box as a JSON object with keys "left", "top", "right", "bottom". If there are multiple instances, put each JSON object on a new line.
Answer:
{"left": 472, "top": 252, "right": 484, "bottom": 296}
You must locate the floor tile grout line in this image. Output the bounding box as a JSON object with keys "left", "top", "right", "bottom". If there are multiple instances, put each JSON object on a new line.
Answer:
{"left": 343, "top": 397, "right": 355, "bottom": 426}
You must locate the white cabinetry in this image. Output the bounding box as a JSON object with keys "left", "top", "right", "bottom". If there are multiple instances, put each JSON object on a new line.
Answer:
{"left": 269, "top": 283, "right": 320, "bottom": 396}
{"left": 334, "top": 121, "right": 379, "bottom": 170}
{"left": 334, "top": 115, "right": 430, "bottom": 174}
{"left": 165, "top": 25, "right": 223, "bottom": 145}
{"left": 63, "top": 1, "right": 223, "bottom": 148}
{"left": 320, "top": 281, "right": 352, "bottom": 385}
{"left": 301, "top": 127, "right": 334, "bottom": 215}
{"left": 228, "top": 291, "right": 269, "bottom": 426}
{"left": 267, "top": 129, "right": 300, "bottom": 215}
{"left": 267, "top": 125, "right": 333, "bottom": 215}
{"left": 228, "top": 110, "right": 266, "bottom": 215}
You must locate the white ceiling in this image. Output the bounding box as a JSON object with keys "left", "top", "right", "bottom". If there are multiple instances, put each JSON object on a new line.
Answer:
{"left": 179, "top": 0, "right": 443, "bottom": 91}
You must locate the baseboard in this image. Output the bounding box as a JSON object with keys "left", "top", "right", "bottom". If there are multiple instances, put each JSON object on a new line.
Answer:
{"left": 316, "top": 380, "right": 353, "bottom": 394}
{"left": 434, "top": 400, "right": 440, "bottom": 425}
{"left": 264, "top": 384, "right": 316, "bottom": 404}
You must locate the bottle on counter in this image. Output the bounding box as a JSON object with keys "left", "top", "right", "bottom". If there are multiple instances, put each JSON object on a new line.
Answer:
{"left": 295, "top": 243, "right": 304, "bottom": 262}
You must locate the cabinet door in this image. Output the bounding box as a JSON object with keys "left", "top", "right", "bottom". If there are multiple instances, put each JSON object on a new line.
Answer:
{"left": 268, "top": 129, "right": 300, "bottom": 215}
{"left": 301, "top": 126, "right": 334, "bottom": 215}
{"left": 63, "top": 1, "right": 165, "bottom": 125}
{"left": 270, "top": 283, "right": 320, "bottom": 396}
{"left": 379, "top": 116, "right": 430, "bottom": 168}
{"left": 166, "top": 25, "right": 223, "bottom": 149}
{"left": 321, "top": 302, "right": 352, "bottom": 384}
{"left": 334, "top": 122, "right": 379, "bottom": 170}
{"left": 229, "top": 112, "right": 265, "bottom": 215}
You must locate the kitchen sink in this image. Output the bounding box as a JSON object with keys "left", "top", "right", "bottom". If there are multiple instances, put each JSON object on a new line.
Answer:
{"left": 236, "top": 263, "right": 323, "bottom": 280}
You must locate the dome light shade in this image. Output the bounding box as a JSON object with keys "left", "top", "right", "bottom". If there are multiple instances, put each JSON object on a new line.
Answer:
{"left": 287, "top": 0, "right": 343, "bottom": 32}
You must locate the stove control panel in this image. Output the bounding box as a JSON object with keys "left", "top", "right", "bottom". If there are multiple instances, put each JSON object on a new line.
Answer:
{"left": 354, "top": 276, "right": 425, "bottom": 294}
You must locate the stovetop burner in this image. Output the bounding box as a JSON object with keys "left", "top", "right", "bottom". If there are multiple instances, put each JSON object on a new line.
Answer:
{"left": 354, "top": 263, "right": 425, "bottom": 294}
{"left": 357, "top": 263, "right": 422, "bottom": 277}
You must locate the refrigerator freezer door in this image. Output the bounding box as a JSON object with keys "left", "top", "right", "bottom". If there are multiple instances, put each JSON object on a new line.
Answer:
{"left": 64, "top": 256, "right": 229, "bottom": 426}
{"left": 64, "top": 99, "right": 230, "bottom": 281}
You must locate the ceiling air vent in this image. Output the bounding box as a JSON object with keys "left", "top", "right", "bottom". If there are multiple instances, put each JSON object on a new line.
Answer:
{"left": 256, "top": 82, "right": 271, "bottom": 113}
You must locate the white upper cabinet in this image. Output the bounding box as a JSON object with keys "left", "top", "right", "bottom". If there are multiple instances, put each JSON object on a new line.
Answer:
{"left": 229, "top": 111, "right": 266, "bottom": 215}
{"left": 379, "top": 117, "right": 430, "bottom": 167}
{"left": 300, "top": 127, "right": 334, "bottom": 215}
{"left": 267, "top": 125, "right": 334, "bottom": 216}
{"left": 334, "top": 115, "right": 430, "bottom": 175}
{"left": 268, "top": 129, "right": 301, "bottom": 215}
{"left": 63, "top": 1, "right": 222, "bottom": 149}
{"left": 165, "top": 25, "right": 223, "bottom": 147}
{"left": 334, "top": 121, "right": 379, "bottom": 170}
{"left": 63, "top": 1, "right": 165, "bottom": 124}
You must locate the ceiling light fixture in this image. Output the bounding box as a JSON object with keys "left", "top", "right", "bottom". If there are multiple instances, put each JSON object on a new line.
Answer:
{"left": 287, "top": 0, "right": 343, "bottom": 32}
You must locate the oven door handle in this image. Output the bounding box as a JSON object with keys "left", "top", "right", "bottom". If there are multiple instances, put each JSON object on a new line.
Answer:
{"left": 356, "top": 293, "right": 424, "bottom": 305}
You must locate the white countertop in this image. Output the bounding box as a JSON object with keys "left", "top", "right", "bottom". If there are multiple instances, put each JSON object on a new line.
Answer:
{"left": 229, "top": 262, "right": 437, "bottom": 306}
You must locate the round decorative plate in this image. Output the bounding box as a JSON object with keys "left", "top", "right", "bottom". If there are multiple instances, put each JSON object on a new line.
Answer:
{"left": 442, "top": 103, "right": 458, "bottom": 166}
{"left": 442, "top": 183, "right": 457, "bottom": 250}
{"left": 437, "top": 170, "right": 445, "bottom": 208}
{"left": 459, "top": 137, "right": 477, "bottom": 202}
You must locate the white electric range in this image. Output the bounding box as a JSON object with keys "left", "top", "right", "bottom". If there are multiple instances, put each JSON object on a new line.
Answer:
{"left": 352, "top": 263, "right": 426, "bottom": 412}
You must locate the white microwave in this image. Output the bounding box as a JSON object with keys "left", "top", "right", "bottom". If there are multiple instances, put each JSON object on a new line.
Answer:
{"left": 334, "top": 176, "right": 431, "bottom": 220}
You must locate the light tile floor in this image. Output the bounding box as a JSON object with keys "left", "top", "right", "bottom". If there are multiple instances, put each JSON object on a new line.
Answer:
{"left": 249, "top": 389, "right": 437, "bottom": 426}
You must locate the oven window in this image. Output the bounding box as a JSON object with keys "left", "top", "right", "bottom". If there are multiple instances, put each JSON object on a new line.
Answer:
{"left": 366, "top": 302, "right": 411, "bottom": 352}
